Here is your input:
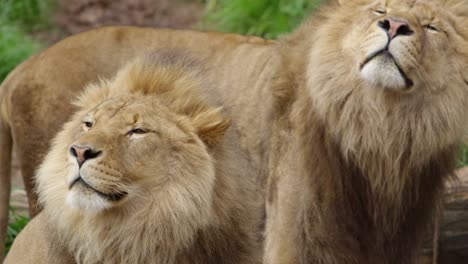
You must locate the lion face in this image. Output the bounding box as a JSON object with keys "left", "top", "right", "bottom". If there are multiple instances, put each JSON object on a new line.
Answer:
{"left": 331, "top": 0, "right": 468, "bottom": 92}
{"left": 305, "top": 0, "right": 468, "bottom": 185}
{"left": 43, "top": 93, "right": 222, "bottom": 213}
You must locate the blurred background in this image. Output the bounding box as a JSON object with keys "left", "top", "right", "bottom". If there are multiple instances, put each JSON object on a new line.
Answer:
{"left": 1, "top": 0, "right": 467, "bottom": 261}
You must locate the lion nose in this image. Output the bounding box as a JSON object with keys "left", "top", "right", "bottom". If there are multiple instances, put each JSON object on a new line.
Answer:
{"left": 70, "top": 145, "right": 102, "bottom": 167}
{"left": 378, "top": 18, "right": 413, "bottom": 39}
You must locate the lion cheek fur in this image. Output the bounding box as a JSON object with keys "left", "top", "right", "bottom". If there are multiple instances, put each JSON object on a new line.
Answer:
{"left": 36, "top": 128, "right": 219, "bottom": 263}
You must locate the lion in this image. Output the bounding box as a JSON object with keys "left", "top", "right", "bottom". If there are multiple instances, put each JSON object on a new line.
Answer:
{"left": 264, "top": 0, "right": 468, "bottom": 263}
{"left": 0, "top": 28, "right": 277, "bottom": 257}
{"left": 1, "top": 0, "right": 468, "bottom": 263}
{"left": 4, "top": 52, "right": 261, "bottom": 264}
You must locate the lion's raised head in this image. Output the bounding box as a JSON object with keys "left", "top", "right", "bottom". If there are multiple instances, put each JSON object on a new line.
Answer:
{"left": 308, "top": 0, "right": 468, "bottom": 92}
{"left": 33, "top": 53, "right": 258, "bottom": 263}
{"left": 300, "top": 0, "right": 468, "bottom": 199}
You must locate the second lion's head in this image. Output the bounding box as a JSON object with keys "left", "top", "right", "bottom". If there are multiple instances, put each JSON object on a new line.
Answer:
{"left": 300, "top": 0, "right": 468, "bottom": 175}
{"left": 34, "top": 53, "right": 235, "bottom": 263}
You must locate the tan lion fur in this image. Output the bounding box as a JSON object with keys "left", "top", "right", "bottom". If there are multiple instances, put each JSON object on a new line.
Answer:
{"left": 265, "top": 0, "right": 468, "bottom": 263}
{"left": 1, "top": 0, "right": 468, "bottom": 262}
{"left": 5, "top": 52, "right": 261, "bottom": 264}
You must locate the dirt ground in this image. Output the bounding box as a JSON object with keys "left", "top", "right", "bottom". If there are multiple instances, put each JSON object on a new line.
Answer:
{"left": 55, "top": 0, "right": 203, "bottom": 35}
{"left": 33, "top": 0, "right": 204, "bottom": 44}
{"left": 10, "top": 0, "right": 204, "bottom": 217}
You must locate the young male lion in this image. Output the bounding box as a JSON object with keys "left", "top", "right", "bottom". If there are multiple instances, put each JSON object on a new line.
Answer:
{"left": 1, "top": 0, "right": 468, "bottom": 263}
{"left": 4, "top": 52, "right": 261, "bottom": 264}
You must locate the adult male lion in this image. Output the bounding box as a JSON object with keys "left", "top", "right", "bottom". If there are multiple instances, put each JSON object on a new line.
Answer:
{"left": 1, "top": 0, "right": 467, "bottom": 262}
{"left": 4, "top": 52, "right": 261, "bottom": 264}
{"left": 264, "top": 1, "right": 468, "bottom": 263}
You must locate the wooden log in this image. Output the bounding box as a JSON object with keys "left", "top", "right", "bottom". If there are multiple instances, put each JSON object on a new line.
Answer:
{"left": 419, "top": 167, "right": 468, "bottom": 264}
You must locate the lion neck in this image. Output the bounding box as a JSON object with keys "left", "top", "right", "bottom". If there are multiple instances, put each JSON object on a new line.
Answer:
{"left": 289, "top": 92, "right": 453, "bottom": 261}
{"left": 40, "top": 146, "right": 259, "bottom": 264}
{"left": 45, "top": 197, "right": 211, "bottom": 264}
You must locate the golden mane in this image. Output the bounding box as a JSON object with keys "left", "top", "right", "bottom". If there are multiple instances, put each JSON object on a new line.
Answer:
{"left": 265, "top": 0, "right": 468, "bottom": 263}
{"left": 34, "top": 52, "right": 260, "bottom": 264}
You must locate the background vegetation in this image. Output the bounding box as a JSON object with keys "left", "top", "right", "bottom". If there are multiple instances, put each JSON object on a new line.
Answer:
{"left": 4, "top": 208, "right": 29, "bottom": 253}
{"left": 1, "top": 0, "right": 54, "bottom": 254}
{"left": 0, "top": 0, "right": 53, "bottom": 82}
{"left": 204, "top": 0, "right": 321, "bottom": 38}
{"left": 459, "top": 146, "right": 468, "bottom": 168}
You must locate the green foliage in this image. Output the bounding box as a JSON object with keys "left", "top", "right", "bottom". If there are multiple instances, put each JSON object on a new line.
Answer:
{"left": 0, "top": 25, "right": 41, "bottom": 81}
{"left": 458, "top": 145, "right": 468, "bottom": 168}
{"left": 0, "top": 0, "right": 54, "bottom": 82}
{"left": 4, "top": 208, "right": 29, "bottom": 254}
{"left": 0, "top": 0, "right": 54, "bottom": 30}
{"left": 1, "top": 0, "right": 52, "bottom": 252}
{"left": 204, "top": 0, "right": 322, "bottom": 39}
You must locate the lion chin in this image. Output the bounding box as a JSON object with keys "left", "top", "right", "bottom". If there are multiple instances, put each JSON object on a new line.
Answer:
{"left": 65, "top": 179, "right": 121, "bottom": 212}
{"left": 360, "top": 51, "right": 412, "bottom": 90}
{"left": 64, "top": 153, "right": 128, "bottom": 212}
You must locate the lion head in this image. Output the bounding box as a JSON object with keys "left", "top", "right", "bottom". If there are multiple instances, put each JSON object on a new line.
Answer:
{"left": 300, "top": 0, "right": 468, "bottom": 193}
{"left": 307, "top": 0, "right": 468, "bottom": 92}
{"left": 34, "top": 53, "right": 259, "bottom": 263}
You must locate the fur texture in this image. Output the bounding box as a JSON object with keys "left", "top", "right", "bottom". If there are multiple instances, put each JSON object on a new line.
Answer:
{"left": 1, "top": 0, "right": 467, "bottom": 263}
{"left": 8, "top": 53, "right": 261, "bottom": 264}
{"left": 265, "top": 0, "right": 468, "bottom": 263}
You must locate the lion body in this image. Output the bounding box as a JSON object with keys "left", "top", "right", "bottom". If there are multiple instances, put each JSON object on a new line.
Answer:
{"left": 1, "top": 0, "right": 468, "bottom": 263}
{"left": 0, "top": 28, "right": 278, "bottom": 258}
{"left": 5, "top": 52, "right": 262, "bottom": 264}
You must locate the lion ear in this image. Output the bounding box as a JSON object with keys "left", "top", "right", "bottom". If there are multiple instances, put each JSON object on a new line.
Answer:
{"left": 191, "top": 107, "right": 230, "bottom": 148}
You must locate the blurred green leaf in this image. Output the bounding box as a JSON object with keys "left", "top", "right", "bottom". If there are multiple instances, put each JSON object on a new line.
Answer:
{"left": 203, "top": 0, "right": 322, "bottom": 39}
{"left": 0, "top": 25, "right": 41, "bottom": 81}
{"left": 0, "top": 0, "right": 54, "bottom": 31}
{"left": 2, "top": 0, "right": 53, "bottom": 252}
{"left": 4, "top": 207, "right": 29, "bottom": 254}
{"left": 458, "top": 145, "right": 468, "bottom": 168}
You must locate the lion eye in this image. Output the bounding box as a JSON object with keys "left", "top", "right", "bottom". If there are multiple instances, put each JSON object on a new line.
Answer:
{"left": 373, "top": 8, "right": 386, "bottom": 15}
{"left": 128, "top": 128, "right": 147, "bottom": 135}
{"left": 424, "top": 24, "right": 439, "bottom": 32}
{"left": 83, "top": 121, "right": 93, "bottom": 130}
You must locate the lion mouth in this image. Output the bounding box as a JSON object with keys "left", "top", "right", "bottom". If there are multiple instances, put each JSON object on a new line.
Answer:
{"left": 360, "top": 50, "right": 414, "bottom": 88}
{"left": 70, "top": 176, "right": 128, "bottom": 202}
